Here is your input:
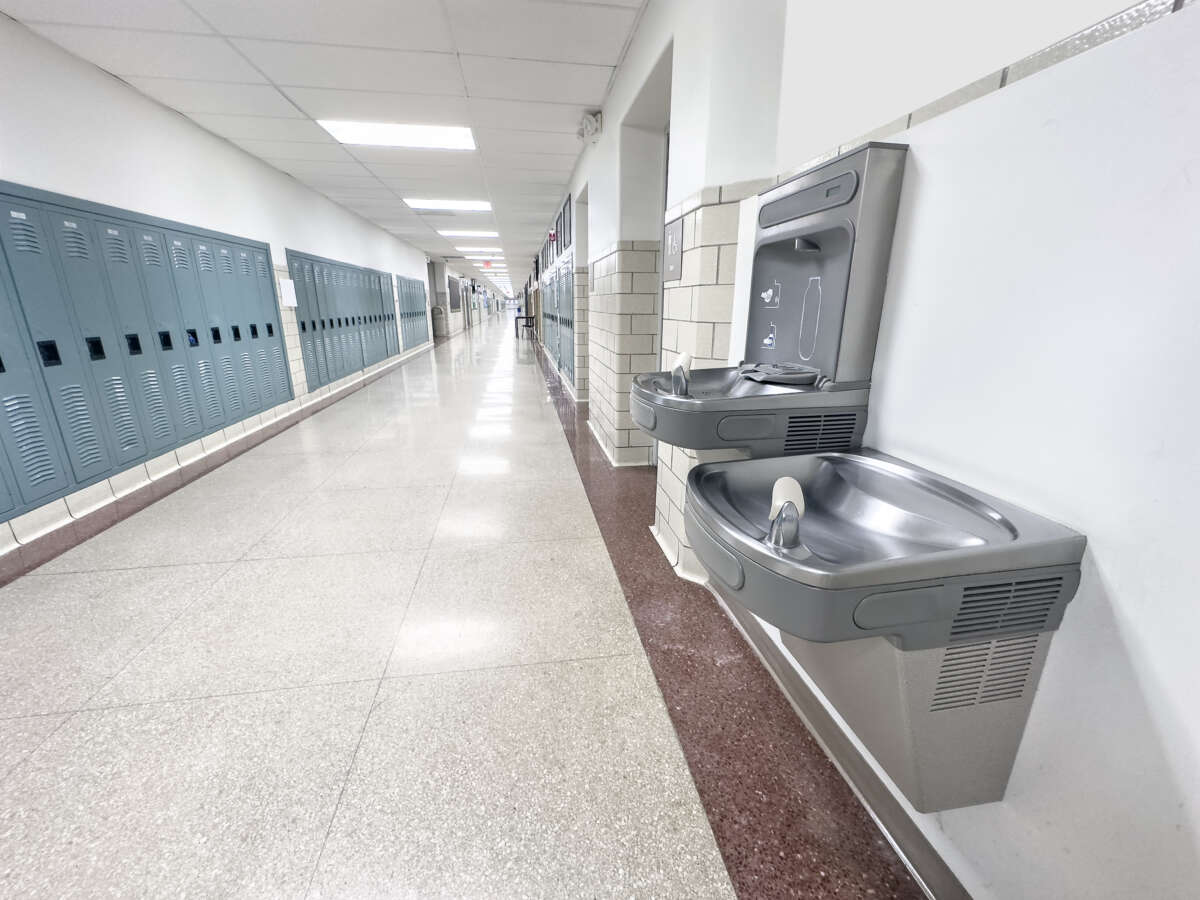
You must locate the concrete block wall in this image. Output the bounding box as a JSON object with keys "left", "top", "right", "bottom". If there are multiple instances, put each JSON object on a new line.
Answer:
{"left": 573, "top": 265, "right": 590, "bottom": 402}
{"left": 652, "top": 179, "right": 772, "bottom": 578}
{"left": 587, "top": 241, "right": 662, "bottom": 466}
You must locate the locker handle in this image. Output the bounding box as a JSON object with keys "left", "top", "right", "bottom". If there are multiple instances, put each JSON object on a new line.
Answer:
{"left": 158, "top": 330, "right": 173, "bottom": 351}
{"left": 85, "top": 337, "right": 106, "bottom": 361}
{"left": 249, "top": 324, "right": 259, "bottom": 339}
{"left": 210, "top": 326, "right": 222, "bottom": 344}
{"left": 231, "top": 325, "right": 242, "bottom": 342}
{"left": 125, "top": 333, "right": 143, "bottom": 356}
{"left": 37, "top": 340, "right": 63, "bottom": 367}
{"left": 266, "top": 323, "right": 274, "bottom": 337}
{"left": 0, "top": 352, "right": 5, "bottom": 373}
{"left": 300, "top": 321, "right": 307, "bottom": 333}
{"left": 186, "top": 329, "right": 199, "bottom": 347}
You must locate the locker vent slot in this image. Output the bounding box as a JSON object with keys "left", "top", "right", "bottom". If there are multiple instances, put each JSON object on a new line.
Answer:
{"left": 219, "top": 356, "right": 242, "bottom": 411}
{"left": 8, "top": 220, "right": 42, "bottom": 253}
{"left": 238, "top": 255, "right": 253, "bottom": 277}
{"left": 4, "top": 394, "right": 59, "bottom": 486}
{"left": 104, "top": 234, "right": 130, "bottom": 264}
{"left": 257, "top": 349, "right": 274, "bottom": 401}
{"left": 171, "top": 245, "right": 191, "bottom": 269}
{"left": 783, "top": 412, "right": 860, "bottom": 454}
{"left": 102, "top": 376, "right": 140, "bottom": 450}
{"left": 140, "top": 370, "right": 172, "bottom": 440}
{"left": 219, "top": 252, "right": 234, "bottom": 275}
{"left": 272, "top": 347, "right": 287, "bottom": 396}
{"left": 930, "top": 634, "right": 1040, "bottom": 711}
{"left": 197, "top": 246, "right": 215, "bottom": 272}
{"left": 950, "top": 577, "right": 1064, "bottom": 640}
{"left": 255, "top": 255, "right": 270, "bottom": 279}
{"left": 170, "top": 364, "right": 201, "bottom": 431}
{"left": 196, "top": 360, "right": 222, "bottom": 421}
{"left": 240, "top": 354, "right": 259, "bottom": 407}
{"left": 141, "top": 240, "right": 164, "bottom": 267}
{"left": 58, "top": 384, "right": 104, "bottom": 468}
{"left": 61, "top": 228, "right": 90, "bottom": 259}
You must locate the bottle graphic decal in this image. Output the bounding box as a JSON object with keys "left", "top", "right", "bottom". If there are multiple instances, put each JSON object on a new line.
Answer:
{"left": 760, "top": 280, "right": 781, "bottom": 308}
{"left": 798, "top": 276, "right": 822, "bottom": 360}
{"left": 762, "top": 321, "right": 777, "bottom": 349}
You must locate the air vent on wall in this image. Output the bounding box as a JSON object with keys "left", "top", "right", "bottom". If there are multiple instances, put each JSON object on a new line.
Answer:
{"left": 783, "top": 411, "right": 860, "bottom": 453}
{"left": 930, "top": 633, "right": 1041, "bottom": 711}
{"left": 950, "top": 577, "right": 1064, "bottom": 641}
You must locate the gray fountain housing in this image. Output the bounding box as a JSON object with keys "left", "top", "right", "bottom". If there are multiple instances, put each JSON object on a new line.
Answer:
{"left": 631, "top": 142, "right": 907, "bottom": 457}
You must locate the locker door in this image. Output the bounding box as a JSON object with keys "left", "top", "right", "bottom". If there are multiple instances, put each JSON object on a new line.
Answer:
{"left": 217, "top": 243, "right": 259, "bottom": 414}
{"left": 165, "top": 233, "right": 226, "bottom": 429}
{"left": 0, "top": 264, "right": 72, "bottom": 506}
{"left": 233, "top": 247, "right": 270, "bottom": 411}
{"left": 94, "top": 218, "right": 177, "bottom": 453}
{"left": 1, "top": 201, "right": 115, "bottom": 482}
{"left": 192, "top": 239, "right": 244, "bottom": 418}
{"left": 135, "top": 229, "right": 204, "bottom": 439}
{"left": 305, "top": 261, "right": 330, "bottom": 387}
{"left": 46, "top": 209, "right": 149, "bottom": 465}
{"left": 417, "top": 283, "right": 429, "bottom": 344}
{"left": 0, "top": 454, "right": 15, "bottom": 516}
{"left": 314, "top": 264, "right": 339, "bottom": 380}
{"left": 290, "top": 257, "right": 321, "bottom": 391}
{"left": 255, "top": 250, "right": 290, "bottom": 402}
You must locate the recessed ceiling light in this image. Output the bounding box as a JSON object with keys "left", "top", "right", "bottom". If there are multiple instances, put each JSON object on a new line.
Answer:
{"left": 455, "top": 246, "right": 502, "bottom": 253}
{"left": 317, "top": 120, "right": 475, "bottom": 150}
{"left": 465, "top": 254, "right": 504, "bottom": 260}
{"left": 439, "top": 230, "right": 498, "bottom": 237}
{"left": 404, "top": 198, "right": 492, "bottom": 211}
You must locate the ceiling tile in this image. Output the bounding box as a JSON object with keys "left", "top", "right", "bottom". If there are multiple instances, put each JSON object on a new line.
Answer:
{"left": 281, "top": 87, "right": 471, "bottom": 125}
{"left": 378, "top": 179, "right": 489, "bottom": 198}
{"left": 188, "top": 113, "right": 333, "bottom": 142}
{"left": 187, "top": 0, "right": 453, "bottom": 51}
{"left": 444, "top": 0, "right": 636, "bottom": 65}
{"left": 290, "top": 172, "right": 381, "bottom": 189}
{"left": 0, "top": 0, "right": 210, "bottom": 30}
{"left": 347, "top": 147, "right": 482, "bottom": 168}
{"left": 233, "top": 40, "right": 464, "bottom": 94}
{"left": 30, "top": 25, "right": 267, "bottom": 81}
{"left": 460, "top": 56, "right": 610, "bottom": 105}
{"left": 483, "top": 151, "right": 576, "bottom": 172}
{"left": 266, "top": 159, "right": 373, "bottom": 178}
{"left": 232, "top": 139, "right": 357, "bottom": 162}
{"left": 467, "top": 98, "right": 585, "bottom": 133}
{"left": 474, "top": 128, "right": 582, "bottom": 155}
{"left": 127, "top": 78, "right": 303, "bottom": 117}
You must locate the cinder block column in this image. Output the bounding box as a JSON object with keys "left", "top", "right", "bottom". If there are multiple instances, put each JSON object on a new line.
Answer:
{"left": 652, "top": 179, "right": 772, "bottom": 580}
{"left": 573, "top": 265, "right": 590, "bottom": 402}
{"left": 586, "top": 240, "right": 661, "bottom": 466}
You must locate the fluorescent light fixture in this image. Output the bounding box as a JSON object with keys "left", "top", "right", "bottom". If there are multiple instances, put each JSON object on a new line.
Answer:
{"left": 317, "top": 120, "right": 475, "bottom": 150}
{"left": 404, "top": 198, "right": 491, "bottom": 211}
{"left": 465, "top": 254, "right": 504, "bottom": 260}
{"left": 439, "top": 230, "right": 498, "bottom": 237}
{"left": 455, "top": 246, "right": 502, "bottom": 253}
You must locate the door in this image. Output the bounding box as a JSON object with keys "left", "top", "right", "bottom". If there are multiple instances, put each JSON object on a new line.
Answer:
{"left": 192, "top": 238, "right": 244, "bottom": 418}
{"left": 165, "top": 231, "right": 227, "bottom": 429}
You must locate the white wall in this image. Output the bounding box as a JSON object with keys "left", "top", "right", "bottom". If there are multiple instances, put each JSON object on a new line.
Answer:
{"left": 769, "top": 10, "right": 1198, "bottom": 898}
{"left": 0, "top": 18, "right": 430, "bottom": 292}
{"left": 776, "top": 0, "right": 1132, "bottom": 169}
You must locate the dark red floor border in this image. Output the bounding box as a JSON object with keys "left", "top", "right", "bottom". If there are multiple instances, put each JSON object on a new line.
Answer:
{"left": 534, "top": 345, "right": 922, "bottom": 899}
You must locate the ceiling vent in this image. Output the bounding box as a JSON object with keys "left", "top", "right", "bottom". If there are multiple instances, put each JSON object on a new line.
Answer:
{"left": 577, "top": 111, "right": 603, "bottom": 144}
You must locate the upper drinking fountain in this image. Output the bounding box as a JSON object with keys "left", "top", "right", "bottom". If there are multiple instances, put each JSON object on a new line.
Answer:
{"left": 631, "top": 143, "right": 908, "bottom": 457}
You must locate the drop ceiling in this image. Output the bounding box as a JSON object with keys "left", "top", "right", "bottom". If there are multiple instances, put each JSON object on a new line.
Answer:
{"left": 0, "top": 0, "right": 647, "bottom": 295}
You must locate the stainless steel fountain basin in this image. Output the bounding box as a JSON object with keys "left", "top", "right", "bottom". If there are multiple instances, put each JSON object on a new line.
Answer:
{"left": 685, "top": 450, "right": 1085, "bottom": 650}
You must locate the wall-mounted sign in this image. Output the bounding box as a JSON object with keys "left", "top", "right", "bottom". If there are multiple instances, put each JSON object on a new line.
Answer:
{"left": 663, "top": 217, "right": 683, "bottom": 282}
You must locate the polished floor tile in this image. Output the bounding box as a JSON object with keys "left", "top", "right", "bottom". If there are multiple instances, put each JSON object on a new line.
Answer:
{"left": 311, "top": 656, "right": 734, "bottom": 899}
{"left": 38, "top": 490, "right": 300, "bottom": 572}
{"left": 93, "top": 553, "right": 424, "bottom": 705}
{"left": 0, "top": 715, "right": 68, "bottom": 778}
{"left": 387, "top": 538, "right": 640, "bottom": 676}
{"left": 432, "top": 477, "right": 600, "bottom": 546}
{"left": 323, "top": 446, "right": 460, "bottom": 490}
{"left": 246, "top": 484, "right": 449, "bottom": 558}
{"left": 0, "top": 565, "right": 230, "bottom": 717}
{"left": 190, "top": 447, "right": 348, "bottom": 495}
{"left": 0, "top": 681, "right": 376, "bottom": 898}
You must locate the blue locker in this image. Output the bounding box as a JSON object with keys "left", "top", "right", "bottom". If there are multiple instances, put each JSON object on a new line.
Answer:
{"left": 232, "top": 246, "right": 271, "bottom": 411}
{"left": 133, "top": 228, "right": 205, "bottom": 440}
{"left": 0, "top": 263, "right": 71, "bottom": 507}
{"left": 0, "top": 200, "right": 115, "bottom": 482}
{"left": 290, "top": 256, "right": 322, "bottom": 391}
{"left": 254, "top": 250, "right": 290, "bottom": 403}
{"left": 304, "top": 261, "right": 330, "bottom": 387}
{"left": 192, "top": 238, "right": 245, "bottom": 418}
{"left": 217, "top": 242, "right": 261, "bottom": 414}
{"left": 45, "top": 208, "right": 150, "bottom": 465}
{"left": 92, "top": 217, "right": 179, "bottom": 453}
{"left": 164, "top": 232, "right": 227, "bottom": 430}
